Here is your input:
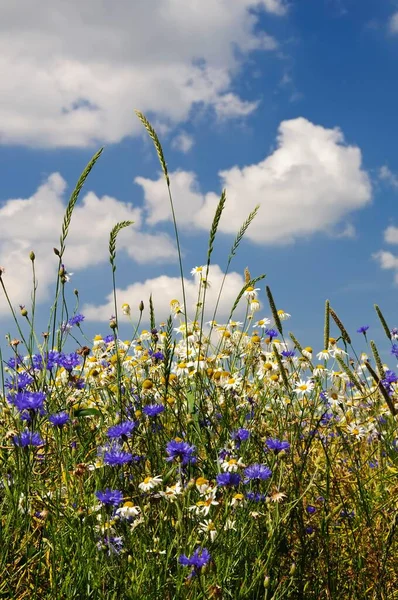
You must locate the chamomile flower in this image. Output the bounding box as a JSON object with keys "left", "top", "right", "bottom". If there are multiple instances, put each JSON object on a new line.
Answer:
{"left": 317, "top": 350, "right": 330, "bottom": 361}
{"left": 221, "top": 457, "right": 245, "bottom": 472}
{"left": 121, "top": 303, "right": 131, "bottom": 316}
{"left": 138, "top": 475, "right": 162, "bottom": 492}
{"left": 189, "top": 492, "right": 219, "bottom": 516}
{"left": 346, "top": 423, "right": 366, "bottom": 440}
{"left": 198, "top": 520, "right": 217, "bottom": 541}
{"left": 244, "top": 286, "right": 260, "bottom": 301}
{"left": 277, "top": 309, "right": 291, "bottom": 321}
{"left": 191, "top": 266, "right": 206, "bottom": 278}
{"left": 253, "top": 317, "right": 271, "bottom": 329}
{"left": 249, "top": 299, "right": 261, "bottom": 313}
{"left": 161, "top": 482, "right": 183, "bottom": 501}
{"left": 294, "top": 379, "right": 315, "bottom": 396}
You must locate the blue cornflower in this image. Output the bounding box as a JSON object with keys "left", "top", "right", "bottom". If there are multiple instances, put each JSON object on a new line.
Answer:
{"left": 246, "top": 491, "right": 266, "bottom": 502}
{"left": 98, "top": 536, "right": 123, "bottom": 555}
{"left": 383, "top": 369, "right": 398, "bottom": 384}
{"left": 104, "top": 446, "right": 133, "bottom": 466}
{"left": 57, "top": 352, "right": 80, "bottom": 372}
{"left": 391, "top": 344, "right": 398, "bottom": 359}
{"left": 68, "top": 314, "right": 85, "bottom": 327}
{"left": 357, "top": 325, "right": 369, "bottom": 335}
{"left": 13, "top": 430, "right": 44, "bottom": 447}
{"left": 149, "top": 350, "right": 164, "bottom": 361}
{"left": 265, "top": 328, "right": 278, "bottom": 340}
{"left": 340, "top": 509, "right": 355, "bottom": 519}
{"left": 13, "top": 391, "right": 46, "bottom": 413}
{"left": 281, "top": 350, "right": 296, "bottom": 358}
{"left": 5, "top": 372, "right": 33, "bottom": 391}
{"left": 143, "top": 404, "right": 165, "bottom": 417}
{"left": 107, "top": 420, "right": 136, "bottom": 439}
{"left": 166, "top": 439, "right": 196, "bottom": 466}
{"left": 381, "top": 370, "right": 398, "bottom": 396}
{"left": 244, "top": 463, "right": 272, "bottom": 482}
{"left": 46, "top": 350, "right": 62, "bottom": 370}
{"left": 32, "top": 354, "right": 44, "bottom": 370}
{"left": 104, "top": 335, "right": 114, "bottom": 344}
{"left": 231, "top": 428, "right": 250, "bottom": 443}
{"left": 319, "top": 390, "right": 329, "bottom": 403}
{"left": 305, "top": 526, "right": 314, "bottom": 535}
{"left": 265, "top": 438, "right": 290, "bottom": 454}
{"left": 95, "top": 488, "right": 124, "bottom": 506}
{"left": 48, "top": 412, "right": 69, "bottom": 427}
{"left": 179, "top": 547, "right": 211, "bottom": 578}
{"left": 216, "top": 472, "right": 241, "bottom": 487}
{"left": 6, "top": 355, "right": 23, "bottom": 369}
{"left": 306, "top": 505, "right": 316, "bottom": 514}
{"left": 320, "top": 412, "right": 334, "bottom": 426}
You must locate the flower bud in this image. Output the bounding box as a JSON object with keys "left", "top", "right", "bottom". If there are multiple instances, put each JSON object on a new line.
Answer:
{"left": 139, "top": 300, "right": 144, "bottom": 312}
{"left": 29, "top": 251, "right": 35, "bottom": 261}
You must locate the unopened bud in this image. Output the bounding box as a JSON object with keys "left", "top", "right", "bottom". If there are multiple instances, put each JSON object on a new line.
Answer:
{"left": 19, "top": 305, "right": 28, "bottom": 318}
{"left": 29, "top": 251, "right": 35, "bottom": 261}
{"left": 109, "top": 319, "right": 117, "bottom": 330}
{"left": 74, "top": 289, "right": 79, "bottom": 297}
{"left": 264, "top": 576, "right": 270, "bottom": 589}
{"left": 53, "top": 248, "right": 60, "bottom": 257}
{"left": 289, "top": 562, "right": 296, "bottom": 576}
{"left": 139, "top": 301, "right": 144, "bottom": 312}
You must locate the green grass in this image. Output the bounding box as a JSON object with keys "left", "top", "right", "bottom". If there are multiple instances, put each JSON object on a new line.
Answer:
{"left": 0, "top": 114, "right": 397, "bottom": 599}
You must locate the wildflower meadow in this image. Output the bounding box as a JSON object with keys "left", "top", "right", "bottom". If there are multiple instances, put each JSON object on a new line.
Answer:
{"left": 0, "top": 112, "right": 397, "bottom": 600}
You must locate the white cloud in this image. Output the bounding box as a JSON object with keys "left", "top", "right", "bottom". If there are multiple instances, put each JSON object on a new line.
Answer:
{"left": 171, "top": 132, "right": 194, "bottom": 153}
{"left": 379, "top": 165, "right": 398, "bottom": 188}
{"left": 328, "top": 223, "right": 356, "bottom": 239}
{"left": 137, "top": 117, "right": 372, "bottom": 245}
{"left": 383, "top": 225, "right": 398, "bottom": 244}
{"left": 82, "top": 264, "right": 249, "bottom": 323}
{"left": 262, "top": 0, "right": 288, "bottom": 15}
{"left": 388, "top": 12, "right": 398, "bottom": 34}
{"left": 372, "top": 250, "right": 398, "bottom": 284}
{"left": 0, "top": 0, "right": 285, "bottom": 148}
{"left": 0, "top": 174, "right": 176, "bottom": 315}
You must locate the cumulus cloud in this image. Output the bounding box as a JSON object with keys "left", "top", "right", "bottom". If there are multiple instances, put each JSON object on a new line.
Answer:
{"left": 372, "top": 224, "right": 398, "bottom": 284}
{"left": 379, "top": 165, "right": 398, "bottom": 188}
{"left": 383, "top": 225, "right": 398, "bottom": 244}
{"left": 388, "top": 12, "right": 398, "bottom": 34}
{"left": 0, "top": 0, "right": 286, "bottom": 148}
{"left": 171, "top": 132, "right": 194, "bottom": 153}
{"left": 0, "top": 174, "right": 176, "bottom": 315}
{"left": 372, "top": 250, "right": 398, "bottom": 285}
{"left": 82, "top": 264, "right": 249, "bottom": 323}
{"left": 137, "top": 117, "right": 372, "bottom": 245}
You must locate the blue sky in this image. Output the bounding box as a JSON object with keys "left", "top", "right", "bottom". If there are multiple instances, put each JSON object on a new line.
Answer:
{"left": 1, "top": 0, "right": 398, "bottom": 361}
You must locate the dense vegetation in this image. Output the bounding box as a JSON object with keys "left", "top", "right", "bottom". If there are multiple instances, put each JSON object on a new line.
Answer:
{"left": 0, "top": 113, "right": 397, "bottom": 599}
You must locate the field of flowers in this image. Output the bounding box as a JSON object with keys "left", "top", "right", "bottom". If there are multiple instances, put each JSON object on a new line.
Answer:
{"left": 0, "top": 114, "right": 397, "bottom": 599}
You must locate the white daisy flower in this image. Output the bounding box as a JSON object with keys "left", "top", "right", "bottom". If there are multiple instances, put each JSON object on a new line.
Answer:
{"left": 253, "top": 317, "right": 271, "bottom": 329}
{"left": 294, "top": 379, "right": 315, "bottom": 395}
{"left": 244, "top": 286, "right": 260, "bottom": 301}
{"left": 138, "top": 475, "right": 162, "bottom": 492}
{"left": 277, "top": 309, "right": 291, "bottom": 321}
